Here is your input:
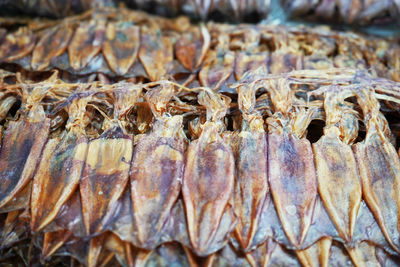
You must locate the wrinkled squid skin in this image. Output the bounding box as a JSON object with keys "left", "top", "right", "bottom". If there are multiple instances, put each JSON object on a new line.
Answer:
{"left": 0, "top": 210, "right": 25, "bottom": 249}
{"left": 313, "top": 136, "right": 361, "bottom": 242}
{"left": 182, "top": 124, "right": 235, "bottom": 256}
{"left": 42, "top": 229, "right": 73, "bottom": 260}
{"left": 269, "top": 53, "right": 302, "bottom": 75}
{"left": 0, "top": 180, "right": 32, "bottom": 213}
{"left": 296, "top": 237, "right": 332, "bottom": 267}
{"left": 233, "top": 130, "right": 269, "bottom": 251}
{"left": 68, "top": 21, "right": 106, "bottom": 71}
{"left": 0, "top": 96, "right": 17, "bottom": 122}
{"left": 30, "top": 134, "right": 88, "bottom": 232}
{"left": 0, "top": 28, "right": 36, "bottom": 62}
{"left": 52, "top": 190, "right": 86, "bottom": 237}
{"left": 130, "top": 134, "right": 185, "bottom": 248}
{"left": 0, "top": 118, "right": 50, "bottom": 208}
{"left": 354, "top": 134, "right": 400, "bottom": 253}
{"left": 175, "top": 30, "right": 203, "bottom": 72}
{"left": 31, "top": 25, "right": 73, "bottom": 71}
{"left": 143, "top": 242, "right": 191, "bottom": 267}
{"left": 80, "top": 127, "right": 133, "bottom": 236}
{"left": 245, "top": 239, "right": 273, "bottom": 267}
{"left": 268, "top": 132, "right": 317, "bottom": 248}
{"left": 102, "top": 22, "right": 140, "bottom": 76}
{"left": 199, "top": 51, "right": 235, "bottom": 90}
{"left": 138, "top": 33, "right": 173, "bottom": 81}
{"left": 283, "top": 0, "right": 400, "bottom": 25}
{"left": 234, "top": 52, "right": 269, "bottom": 81}
{"left": 346, "top": 241, "right": 385, "bottom": 267}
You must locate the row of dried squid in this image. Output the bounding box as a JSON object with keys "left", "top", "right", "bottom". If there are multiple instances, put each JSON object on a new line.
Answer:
{"left": 129, "top": 0, "right": 271, "bottom": 21}
{"left": 0, "top": 68, "right": 400, "bottom": 266}
{"left": 282, "top": 0, "right": 400, "bottom": 25}
{"left": 0, "top": 0, "right": 269, "bottom": 20}
{"left": 0, "top": 6, "right": 399, "bottom": 90}
{"left": 1, "top": 0, "right": 399, "bottom": 26}
{"left": 129, "top": 0, "right": 400, "bottom": 25}
{"left": 0, "top": 0, "right": 99, "bottom": 18}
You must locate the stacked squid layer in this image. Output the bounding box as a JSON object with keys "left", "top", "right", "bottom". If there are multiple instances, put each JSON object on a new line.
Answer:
{"left": 0, "top": 6, "right": 399, "bottom": 89}
{"left": 0, "top": 68, "right": 400, "bottom": 266}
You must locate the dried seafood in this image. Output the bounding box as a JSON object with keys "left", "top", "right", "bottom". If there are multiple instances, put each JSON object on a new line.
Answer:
{"left": 0, "top": 68, "right": 399, "bottom": 266}
{"left": 0, "top": 6, "right": 399, "bottom": 88}
{"left": 130, "top": 0, "right": 271, "bottom": 21}
{"left": 3, "top": 0, "right": 398, "bottom": 27}
{"left": 0, "top": 0, "right": 103, "bottom": 18}
{"left": 282, "top": 0, "right": 400, "bottom": 25}
{"left": 0, "top": 0, "right": 270, "bottom": 21}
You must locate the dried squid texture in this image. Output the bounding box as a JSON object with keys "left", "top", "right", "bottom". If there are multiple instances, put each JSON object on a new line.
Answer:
{"left": 231, "top": 81, "right": 269, "bottom": 252}
{"left": 296, "top": 237, "right": 332, "bottom": 267}
{"left": 80, "top": 85, "right": 141, "bottom": 236}
{"left": 109, "top": 188, "right": 186, "bottom": 267}
{"left": 0, "top": 174, "right": 32, "bottom": 213}
{"left": 249, "top": 239, "right": 301, "bottom": 267}
{"left": 175, "top": 26, "right": 210, "bottom": 72}
{"left": 353, "top": 88, "right": 400, "bottom": 253}
{"left": 30, "top": 97, "right": 90, "bottom": 232}
{"left": 0, "top": 210, "right": 27, "bottom": 249}
{"left": 235, "top": 52, "right": 269, "bottom": 81}
{"left": 132, "top": 0, "right": 271, "bottom": 21}
{"left": 102, "top": 233, "right": 132, "bottom": 267}
{"left": 48, "top": 190, "right": 86, "bottom": 238}
{"left": 268, "top": 132, "right": 317, "bottom": 248}
{"left": 54, "top": 234, "right": 91, "bottom": 265}
{"left": 130, "top": 85, "right": 186, "bottom": 249}
{"left": 233, "top": 122, "right": 269, "bottom": 251}
{"left": 102, "top": 22, "right": 140, "bottom": 76}
{"left": 44, "top": 230, "right": 106, "bottom": 267}
{"left": 386, "top": 47, "right": 400, "bottom": 82}
{"left": 182, "top": 91, "right": 236, "bottom": 256}
{"left": 245, "top": 239, "right": 272, "bottom": 267}
{"left": 0, "top": 0, "right": 95, "bottom": 18}
{"left": 282, "top": 0, "right": 399, "bottom": 25}
{"left": 154, "top": 243, "right": 194, "bottom": 267}
{"left": 311, "top": 88, "right": 362, "bottom": 243}
{"left": 230, "top": 0, "right": 271, "bottom": 19}
{"left": 269, "top": 51, "right": 303, "bottom": 75}
{"left": 80, "top": 127, "right": 133, "bottom": 236}
{"left": 41, "top": 230, "right": 74, "bottom": 260}
{"left": 345, "top": 241, "right": 397, "bottom": 267}
{"left": 333, "top": 40, "right": 367, "bottom": 71}
{"left": 233, "top": 29, "right": 270, "bottom": 81}
{"left": 68, "top": 21, "right": 106, "bottom": 71}
{"left": 87, "top": 233, "right": 111, "bottom": 267}
{"left": 183, "top": 246, "right": 217, "bottom": 267}
{"left": 0, "top": 180, "right": 32, "bottom": 214}
{"left": 265, "top": 78, "right": 317, "bottom": 248}
{"left": 0, "top": 103, "right": 50, "bottom": 208}
{"left": 138, "top": 31, "right": 174, "bottom": 81}
{"left": 31, "top": 25, "right": 73, "bottom": 71}
{"left": 0, "top": 95, "right": 17, "bottom": 122}
{"left": 0, "top": 28, "right": 36, "bottom": 62}
{"left": 199, "top": 49, "right": 235, "bottom": 91}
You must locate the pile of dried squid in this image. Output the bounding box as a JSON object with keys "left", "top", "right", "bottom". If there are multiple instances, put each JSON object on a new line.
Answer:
{"left": 0, "top": 6, "right": 399, "bottom": 91}
{"left": 0, "top": 67, "right": 399, "bottom": 266}
{"left": 282, "top": 0, "right": 400, "bottom": 25}
{"left": 1, "top": 4, "right": 400, "bottom": 267}
{"left": 1, "top": 0, "right": 399, "bottom": 26}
